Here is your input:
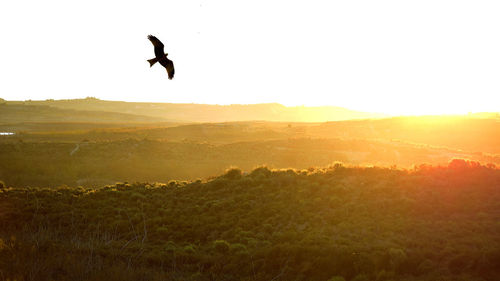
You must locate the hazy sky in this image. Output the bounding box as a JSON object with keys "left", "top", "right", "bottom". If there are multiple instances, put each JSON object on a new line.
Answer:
{"left": 1, "top": 0, "right": 499, "bottom": 115}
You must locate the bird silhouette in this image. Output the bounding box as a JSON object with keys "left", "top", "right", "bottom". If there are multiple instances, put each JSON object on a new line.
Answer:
{"left": 147, "top": 35, "right": 175, "bottom": 79}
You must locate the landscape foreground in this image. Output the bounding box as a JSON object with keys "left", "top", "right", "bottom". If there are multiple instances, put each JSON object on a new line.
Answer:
{"left": 1, "top": 162, "right": 499, "bottom": 281}
{"left": 0, "top": 99, "right": 499, "bottom": 280}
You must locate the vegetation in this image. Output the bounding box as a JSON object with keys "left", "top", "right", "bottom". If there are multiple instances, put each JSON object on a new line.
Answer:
{"left": 2, "top": 99, "right": 498, "bottom": 154}
{"left": 1, "top": 99, "right": 499, "bottom": 280}
{"left": 0, "top": 108, "right": 498, "bottom": 188}
{"left": 5, "top": 98, "right": 386, "bottom": 122}
{"left": 0, "top": 137, "right": 498, "bottom": 188}
{"left": 0, "top": 103, "right": 169, "bottom": 123}
{"left": 1, "top": 160, "right": 499, "bottom": 280}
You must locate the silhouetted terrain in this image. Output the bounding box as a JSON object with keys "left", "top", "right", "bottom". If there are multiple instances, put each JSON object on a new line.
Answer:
{"left": 5, "top": 98, "right": 386, "bottom": 122}
{"left": 1, "top": 99, "right": 498, "bottom": 154}
{"left": 312, "top": 116, "right": 500, "bottom": 154}
{"left": 1, "top": 162, "right": 499, "bottom": 281}
{"left": 0, "top": 137, "right": 498, "bottom": 188}
{"left": 0, "top": 102, "right": 498, "bottom": 187}
{"left": 1, "top": 98, "right": 499, "bottom": 281}
{"left": 0, "top": 103, "right": 171, "bottom": 123}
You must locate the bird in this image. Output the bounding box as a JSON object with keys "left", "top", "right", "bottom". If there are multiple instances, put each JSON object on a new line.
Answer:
{"left": 147, "top": 35, "right": 175, "bottom": 79}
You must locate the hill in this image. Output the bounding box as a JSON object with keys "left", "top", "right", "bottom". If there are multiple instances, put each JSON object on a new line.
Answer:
{"left": 0, "top": 103, "right": 171, "bottom": 123}
{"left": 1, "top": 161, "right": 499, "bottom": 280}
{"left": 310, "top": 116, "right": 500, "bottom": 154}
{"left": 5, "top": 98, "right": 387, "bottom": 122}
{"left": 1, "top": 99, "right": 499, "bottom": 280}
{"left": 2, "top": 101, "right": 497, "bottom": 154}
{"left": 0, "top": 137, "right": 498, "bottom": 188}
{"left": 1, "top": 114, "right": 498, "bottom": 188}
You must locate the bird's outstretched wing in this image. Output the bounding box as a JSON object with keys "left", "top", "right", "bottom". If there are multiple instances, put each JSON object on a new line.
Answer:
{"left": 148, "top": 35, "right": 165, "bottom": 58}
{"left": 160, "top": 58, "right": 175, "bottom": 80}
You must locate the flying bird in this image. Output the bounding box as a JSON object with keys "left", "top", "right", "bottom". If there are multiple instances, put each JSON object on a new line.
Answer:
{"left": 147, "top": 35, "right": 175, "bottom": 79}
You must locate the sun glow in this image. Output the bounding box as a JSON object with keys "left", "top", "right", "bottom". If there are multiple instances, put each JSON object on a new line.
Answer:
{"left": 0, "top": 1, "right": 499, "bottom": 116}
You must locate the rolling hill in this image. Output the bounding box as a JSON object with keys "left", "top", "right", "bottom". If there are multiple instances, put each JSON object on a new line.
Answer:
{"left": 5, "top": 98, "right": 387, "bottom": 122}
{"left": 0, "top": 103, "right": 170, "bottom": 123}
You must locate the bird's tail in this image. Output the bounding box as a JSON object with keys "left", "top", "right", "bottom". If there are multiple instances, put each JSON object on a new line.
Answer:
{"left": 147, "top": 58, "right": 158, "bottom": 67}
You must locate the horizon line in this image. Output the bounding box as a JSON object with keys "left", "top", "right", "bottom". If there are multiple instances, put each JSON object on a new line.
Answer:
{"left": 3, "top": 97, "right": 499, "bottom": 117}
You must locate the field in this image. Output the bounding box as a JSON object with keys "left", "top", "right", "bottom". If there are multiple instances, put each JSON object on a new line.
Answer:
{"left": 0, "top": 99, "right": 499, "bottom": 280}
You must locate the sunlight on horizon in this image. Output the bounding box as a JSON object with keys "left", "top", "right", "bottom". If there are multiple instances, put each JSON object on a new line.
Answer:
{"left": 0, "top": 1, "right": 499, "bottom": 116}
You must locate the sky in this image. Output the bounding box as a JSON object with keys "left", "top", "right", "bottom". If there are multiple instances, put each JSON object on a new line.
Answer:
{"left": 0, "top": 0, "right": 499, "bottom": 115}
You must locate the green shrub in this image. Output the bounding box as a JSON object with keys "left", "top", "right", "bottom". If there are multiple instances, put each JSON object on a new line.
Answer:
{"left": 213, "top": 240, "right": 230, "bottom": 253}
{"left": 249, "top": 166, "right": 272, "bottom": 178}
{"left": 230, "top": 243, "right": 247, "bottom": 253}
{"left": 224, "top": 168, "right": 242, "bottom": 180}
{"left": 156, "top": 226, "right": 169, "bottom": 237}
{"left": 183, "top": 244, "right": 196, "bottom": 254}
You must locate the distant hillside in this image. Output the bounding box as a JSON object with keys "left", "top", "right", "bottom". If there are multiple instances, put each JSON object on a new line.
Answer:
{"left": 0, "top": 103, "right": 170, "bottom": 123}
{"left": 5, "top": 98, "right": 387, "bottom": 122}
{"left": 310, "top": 116, "right": 500, "bottom": 154}
{"left": 1, "top": 136, "right": 497, "bottom": 187}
